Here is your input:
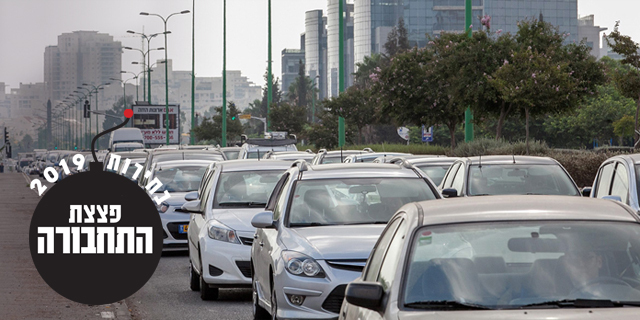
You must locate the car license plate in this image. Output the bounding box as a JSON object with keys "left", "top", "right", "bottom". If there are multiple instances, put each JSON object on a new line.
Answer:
{"left": 179, "top": 225, "right": 189, "bottom": 234}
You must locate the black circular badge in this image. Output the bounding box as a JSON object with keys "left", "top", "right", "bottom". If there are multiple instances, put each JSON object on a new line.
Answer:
{"left": 29, "top": 168, "right": 163, "bottom": 305}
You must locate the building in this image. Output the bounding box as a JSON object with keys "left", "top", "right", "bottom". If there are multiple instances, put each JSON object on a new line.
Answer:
{"left": 327, "top": 0, "right": 354, "bottom": 98}
{"left": 281, "top": 48, "right": 306, "bottom": 97}
{"left": 354, "top": 0, "right": 403, "bottom": 66}
{"left": 578, "top": 14, "right": 607, "bottom": 59}
{"left": 304, "top": 9, "right": 328, "bottom": 100}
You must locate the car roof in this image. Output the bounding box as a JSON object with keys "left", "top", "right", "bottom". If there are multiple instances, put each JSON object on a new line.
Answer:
{"left": 407, "top": 157, "right": 458, "bottom": 166}
{"left": 110, "top": 151, "right": 148, "bottom": 158}
{"left": 463, "top": 155, "right": 559, "bottom": 165}
{"left": 218, "top": 159, "right": 294, "bottom": 172}
{"left": 410, "top": 195, "right": 638, "bottom": 226}
{"left": 614, "top": 154, "right": 640, "bottom": 164}
{"left": 348, "top": 152, "right": 411, "bottom": 159}
{"left": 154, "top": 160, "right": 212, "bottom": 169}
{"left": 300, "top": 163, "right": 422, "bottom": 180}
{"left": 323, "top": 150, "right": 372, "bottom": 156}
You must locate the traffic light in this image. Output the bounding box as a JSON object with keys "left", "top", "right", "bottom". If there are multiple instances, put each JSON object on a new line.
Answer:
{"left": 74, "top": 146, "right": 78, "bottom": 150}
{"left": 3, "top": 127, "right": 8, "bottom": 144}
{"left": 84, "top": 100, "right": 91, "bottom": 118}
{"left": 231, "top": 115, "right": 236, "bottom": 121}
{"left": 54, "top": 146, "right": 58, "bottom": 150}
{"left": 6, "top": 144, "right": 11, "bottom": 158}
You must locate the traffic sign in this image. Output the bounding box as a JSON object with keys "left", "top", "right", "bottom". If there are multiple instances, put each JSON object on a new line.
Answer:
{"left": 397, "top": 127, "right": 410, "bottom": 141}
{"left": 422, "top": 125, "right": 433, "bottom": 142}
{"left": 239, "top": 114, "right": 251, "bottom": 120}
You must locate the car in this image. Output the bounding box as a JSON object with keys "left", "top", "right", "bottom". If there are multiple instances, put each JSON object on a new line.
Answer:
{"left": 438, "top": 155, "right": 581, "bottom": 198}
{"left": 262, "top": 150, "right": 315, "bottom": 163}
{"left": 340, "top": 195, "right": 640, "bottom": 319}
{"left": 103, "top": 151, "right": 149, "bottom": 173}
{"left": 42, "top": 151, "right": 62, "bottom": 176}
{"left": 108, "top": 127, "right": 145, "bottom": 151}
{"left": 389, "top": 156, "right": 458, "bottom": 186}
{"left": 343, "top": 152, "right": 412, "bottom": 163}
{"left": 250, "top": 161, "right": 441, "bottom": 320}
{"left": 117, "top": 157, "right": 147, "bottom": 182}
{"left": 137, "top": 149, "right": 225, "bottom": 188}
{"left": 148, "top": 160, "right": 211, "bottom": 251}
{"left": 238, "top": 133, "right": 298, "bottom": 159}
{"left": 589, "top": 154, "right": 640, "bottom": 211}
{"left": 311, "top": 148, "right": 374, "bottom": 165}
{"left": 219, "top": 146, "right": 242, "bottom": 160}
{"left": 18, "top": 157, "right": 33, "bottom": 173}
{"left": 182, "top": 160, "right": 294, "bottom": 300}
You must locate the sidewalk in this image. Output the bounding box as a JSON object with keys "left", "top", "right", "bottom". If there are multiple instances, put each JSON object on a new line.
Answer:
{"left": 0, "top": 173, "right": 131, "bottom": 320}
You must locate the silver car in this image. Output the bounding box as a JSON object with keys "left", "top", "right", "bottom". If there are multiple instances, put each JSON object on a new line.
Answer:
{"left": 589, "top": 154, "right": 640, "bottom": 211}
{"left": 183, "top": 160, "right": 293, "bottom": 300}
{"left": 250, "top": 162, "right": 440, "bottom": 320}
{"left": 438, "top": 155, "right": 581, "bottom": 198}
{"left": 341, "top": 195, "right": 640, "bottom": 319}
{"left": 389, "top": 156, "right": 458, "bottom": 186}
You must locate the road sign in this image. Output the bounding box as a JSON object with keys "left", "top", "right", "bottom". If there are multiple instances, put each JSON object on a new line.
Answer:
{"left": 397, "top": 127, "right": 410, "bottom": 141}
{"left": 422, "top": 125, "right": 434, "bottom": 142}
{"left": 239, "top": 114, "right": 252, "bottom": 120}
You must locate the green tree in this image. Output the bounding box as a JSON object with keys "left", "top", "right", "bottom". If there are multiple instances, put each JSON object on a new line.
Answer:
{"left": 192, "top": 102, "right": 242, "bottom": 145}
{"left": 306, "top": 107, "right": 358, "bottom": 149}
{"left": 614, "top": 115, "right": 635, "bottom": 144}
{"left": 384, "top": 17, "right": 410, "bottom": 57}
{"left": 325, "top": 86, "right": 377, "bottom": 144}
{"left": 606, "top": 21, "right": 640, "bottom": 146}
{"left": 268, "top": 102, "right": 308, "bottom": 136}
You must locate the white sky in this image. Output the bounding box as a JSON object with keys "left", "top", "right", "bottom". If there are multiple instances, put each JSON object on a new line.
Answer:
{"left": 0, "top": 0, "right": 637, "bottom": 93}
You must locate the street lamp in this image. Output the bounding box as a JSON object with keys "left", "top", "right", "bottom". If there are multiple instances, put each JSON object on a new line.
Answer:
{"left": 124, "top": 46, "right": 164, "bottom": 103}
{"left": 120, "top": 71, "right": 144, "bottom": 102}
{"left": 124, "top": 30, "right": 168, "bottom": 102}
{"left": 141, "top": 9, "right": 190, "bottom": 145}
{"left": 110, "top": 77, "right": 137, "bottom": 127}
{"left": 81, "top": 82, "right": 110, "bottom": 149}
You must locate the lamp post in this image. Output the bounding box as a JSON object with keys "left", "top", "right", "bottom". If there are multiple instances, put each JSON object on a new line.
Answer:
{"left": 81, "top": 82, "right": 110, "bottom": 149}
{"left": 110, "top": 77, "right": 136, "bottom": 127}
{"left": 71, "top": 92, "right": 89, "bottom": 149}
{"left": 120, "top": 71, "right": 143, "bottom": 102}
{"left": 190, "top": 0, "right": 196, "bottom": 145}
{"left": 311, "top": 75, "right": 320, "bottom": 123}
{"left": 464, "top": 0, "right": 474, "bottom": 142}
{"left": 338, "top": 0, "right": 345, "bottom": 148}
{"left": 124, "top": 45, "right": 165, "bottom": 103}
{"left": 222, "top": 0, "right": 227, "bottom": 147}
{"left": 124, "top": 31, "right": 168, "bottom": 102}
{"left": 140, "top": 9, "right": 190, "bottom": 145}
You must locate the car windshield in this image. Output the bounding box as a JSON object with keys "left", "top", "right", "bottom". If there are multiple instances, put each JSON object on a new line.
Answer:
{"left": 403, "top": 221, "right": 640, "bottom": 310}
{"left": 322, "top": 155, "right": 346, "bottom": 164}
{"left": 119, "top": 160, "right": 145, "bottom": 180}
{"left": 223, "top": 150, "right": 240, "bottom": 160}
{"left": 288, "top": 178, "right": 436, "bottom": 227}
{"left": 20, "top": 160, "right": 32, "bottom": 167}
{"left": 47, "top": 153, "right": 59, "bottom": 162}
{"left": 467, "top": 164, "right": 579, "bottom": 196}
{"left": 114, "top": 146, "right": 141, "bottom": 152}
{"left": 213, "top": 170, "right": 284, "bottom": 208}
{"left": 416, "top": 164, "right": 451, "bottom": 186}
{"left": 153, "top": 165, "right": 208, "bottom": 193}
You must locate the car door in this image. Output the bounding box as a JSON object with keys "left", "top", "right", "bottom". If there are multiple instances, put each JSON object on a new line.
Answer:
{"left": 610, "top": 161, "right": 630, "bottom": 204}
{"left": 189, "top": 165, "right": 217, "bottom": 272}
{"left": 439, "top": 162, "right": 461, "bottom": 190}
{"left": 594, "top": 161, "right": 615, "bottom": 199}
{"left": 343, "top": 216, "right": 405, "bottom": 320}
{"left": 255, "top": 172, "right": 291, "bottom": 301}
{"left": 450, "top": 163, "right": 466, "bottom": 196}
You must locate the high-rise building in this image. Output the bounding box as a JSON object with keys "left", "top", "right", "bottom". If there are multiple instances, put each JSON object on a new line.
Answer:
{"left": 44, "top": 31, "right": 122, "bottom": 102}
{"left": 354, "top": 0, "right": 403, "bottom": 66}
{"left": 281, "top": 49, "right": 306, "bottom": 97}
{"left": 305, "top": 10, "right": 328, "bottom": 100}
{"left": 578, "top": 14, "right": 607, "bottom": 59}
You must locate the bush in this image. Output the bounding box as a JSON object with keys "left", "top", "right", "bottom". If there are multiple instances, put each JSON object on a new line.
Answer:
{"left": 447, "top": 138, "right": 549, "bottom": 157}
{"left": 546, "top": 150, "right": 623, "bottom": 188}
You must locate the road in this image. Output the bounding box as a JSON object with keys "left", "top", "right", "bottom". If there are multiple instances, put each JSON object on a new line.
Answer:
{"left": 5, "top": 172, "right": 253, "bottom": 320}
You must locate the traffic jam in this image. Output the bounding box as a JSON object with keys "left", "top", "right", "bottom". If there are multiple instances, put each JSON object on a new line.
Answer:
{"left": 16, "top": 128, "right": 640, "bottom": 319}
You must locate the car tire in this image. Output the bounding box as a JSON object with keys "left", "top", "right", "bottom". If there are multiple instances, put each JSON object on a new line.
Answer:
{"left": 200, "top": 266, "right": 219, "bottom": 300}
{"left": 252, "top": 275, "right": 269, "bottom": 320}
{"left": 189, "top": 261, "right": 200, "bottom": 291}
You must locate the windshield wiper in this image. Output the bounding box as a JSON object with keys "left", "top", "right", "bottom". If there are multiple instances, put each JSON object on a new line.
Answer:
{"left": 518, "top": 299, "right": 640, "bottom": 309}
{"left": 218, "top": 201, "right": 267, "bottom": 207}
{"left": 405, "top": 300, "right": 491, "bottom": 310}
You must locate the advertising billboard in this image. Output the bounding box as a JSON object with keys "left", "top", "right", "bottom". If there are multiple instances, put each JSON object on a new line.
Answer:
{"left": 132, "top": 104, "right": 180, "bottom": 145}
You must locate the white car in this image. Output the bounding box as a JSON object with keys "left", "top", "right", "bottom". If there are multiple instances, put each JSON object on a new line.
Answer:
{"left": 182, "top": 160, "right": 293, "bottom": 300}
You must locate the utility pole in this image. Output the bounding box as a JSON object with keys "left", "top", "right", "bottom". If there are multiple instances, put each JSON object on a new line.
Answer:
{"left": 190, "top": 0, "right": 196, "bottom": 145}
{"left": 338, "top": 0, "right": 345, "bottom": 147}
{"left": 47, "top": 99, "right": 52, "bottom": 149}
{"left": 464, "top": 0, "right": 474, "bottom": 142}
{"left": 267, "top": 0, "right": 272, "bottom": 132}
{"left": 221, "top": 0, "right": 227, "bottom": 147}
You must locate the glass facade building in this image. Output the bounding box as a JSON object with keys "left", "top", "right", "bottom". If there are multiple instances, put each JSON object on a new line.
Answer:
{"left": 327, "top": 0, "right": 355, "bottom": 98}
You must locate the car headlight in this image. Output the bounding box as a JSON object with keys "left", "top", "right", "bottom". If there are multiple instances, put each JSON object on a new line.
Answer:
{"left": 157, "top": 202, "right": 169, "bottom": 213}
{"left": 282, "top": 251, "right": 325, "bottom": 278}
{"left": 207, "top": 220, "right": 240, "bottom": 244}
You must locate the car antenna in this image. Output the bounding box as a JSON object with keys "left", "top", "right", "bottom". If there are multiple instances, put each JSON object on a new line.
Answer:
{"left": 257, "top": 148, "right": 260, "bottom": 161}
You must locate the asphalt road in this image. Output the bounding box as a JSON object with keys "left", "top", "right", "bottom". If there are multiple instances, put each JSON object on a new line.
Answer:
{"left": 126, "top": 251, "right": 253, "bottom": 320}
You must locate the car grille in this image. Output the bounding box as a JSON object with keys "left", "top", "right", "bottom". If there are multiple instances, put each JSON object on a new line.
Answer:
{"left": 239, "top": 236, "right": 254, "bottom": 246}
{"left": 322, "top": 284, "right": 347, "bottom": 314}
{"left": 235, "top": 261, "right": 252, "bottom": 278}
{"left": 162, "top": 230, "right": 168, "bottom": 239}
{"left": 166, "top": 222, "right": 189, "bottom": 240}
{"left": 326, "top": 259, "right": 367, "bottom": 272}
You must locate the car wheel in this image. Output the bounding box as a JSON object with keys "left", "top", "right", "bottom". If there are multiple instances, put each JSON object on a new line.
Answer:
{"left": 189, "top": 261, "right": 200, "bottom": 291}
{"left": 271, "top": 280, "right": 278, "bottom": 320}
{"left": 200, "top": 265, "right": 219, "bottom": 300}
{"left": 253, "top": 274, "right": 269, "bottom": 319}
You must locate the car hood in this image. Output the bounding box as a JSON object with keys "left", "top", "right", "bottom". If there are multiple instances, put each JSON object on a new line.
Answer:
{"left": 212, "top": 208, "right": 263, "bottom": 232}
{"left": 281, "top": 225, "right": 386, "bottom": 260}
{"left": 398, "top": 309, "right": 640, "bottom": 319}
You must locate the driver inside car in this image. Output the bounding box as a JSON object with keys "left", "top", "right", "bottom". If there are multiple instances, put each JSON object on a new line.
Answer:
{"left": 561, "top": 251, "right": 604, "bottom": 288}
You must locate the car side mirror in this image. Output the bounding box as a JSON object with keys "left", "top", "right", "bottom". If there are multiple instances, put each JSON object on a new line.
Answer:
{"left": 602, "top": 195, "right": 622, "bottom": 202}
{"left": 181, "top": 200, "right": 202, "bottom": 214}
{"left": 251, "top": 211, "right": 275, "bottom": 229}
{"left": 345, "top": 282, "right": 384, "bottom": 312}
{"left": 581, "top": 187, "right": 592, "bottom": 197}
{"left": 442, "top": 188, "right": 458, "bottom": 198}
{"left": 184, "top": 191, "right": 198, "bottom": 201}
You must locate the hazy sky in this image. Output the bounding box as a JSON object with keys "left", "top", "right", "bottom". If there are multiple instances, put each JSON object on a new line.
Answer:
{"left": 0, "top": 0, "right": 638, "bottom": 93}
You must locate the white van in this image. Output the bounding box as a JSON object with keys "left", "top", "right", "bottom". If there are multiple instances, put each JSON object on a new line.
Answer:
{"left": 108, "top": 128, "right": 145, "bottom": 151}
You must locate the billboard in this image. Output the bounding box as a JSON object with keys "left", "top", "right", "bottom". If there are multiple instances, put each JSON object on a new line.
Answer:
{"left": 132, "top": 104, "right": 180, "bottom": 145}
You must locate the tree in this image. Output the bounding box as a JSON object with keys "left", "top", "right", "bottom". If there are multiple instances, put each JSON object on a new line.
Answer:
{"left": 606, "top": 21, "right": 640, "bottom": 146}
{"left": 383, "top": 17, "right": 410, "bottom": 57}
{"left": 268, "top": 102, "right": 308, "bottom": 136}
{"left": 325, "top": 86, "right": 376, "bottom": 144}
{"left": 306, "top": 107, "right": 358, "bottom": 149}
{"left": 192, "top": 102, "right": 243, "bottom": 145}
{"left": 286, "top": 62, "right": 318, "bottom": 121}
{"left": 614, "top": 115, "right": 635, "bottom": 145}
